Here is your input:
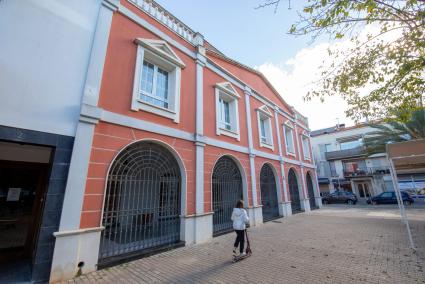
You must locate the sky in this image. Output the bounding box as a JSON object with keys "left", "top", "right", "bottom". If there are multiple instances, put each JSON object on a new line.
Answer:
{"left": 155, "top": 0, "right": 354, "bottom": 130}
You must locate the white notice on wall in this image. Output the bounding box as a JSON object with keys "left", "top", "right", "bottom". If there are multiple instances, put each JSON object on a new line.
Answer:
{"left": 7, "top": 188, "right": 21, "bottom": 201}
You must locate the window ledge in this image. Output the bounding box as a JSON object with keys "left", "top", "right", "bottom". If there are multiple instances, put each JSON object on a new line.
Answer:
{"left": 218, "top": 127, "right": 240, "bottom": 140}
{"left": 260, "top": 141, "right": 274, "bottom": 150}
{"left": 287, "top": 151, "right": 296, "bottom": 157}
{"left": 133, "top": 99, "right": 178, "bottom": 122}
{"left": 137, "top": 99, "right": 176, "bottom": 114}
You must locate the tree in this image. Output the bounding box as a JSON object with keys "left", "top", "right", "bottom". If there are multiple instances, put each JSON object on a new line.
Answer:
{"left": 258, "top": 0, "right": 425, "bottom": 122}
{"left": 363, "top": 107, "right": 425, "bottom": 155}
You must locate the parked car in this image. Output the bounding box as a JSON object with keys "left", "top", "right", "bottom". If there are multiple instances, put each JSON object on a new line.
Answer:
{"left": 367, "top": 191, "right": 414, "bottom": 205}
{"left": 322, "top": 191, "right": 358, "bottom": 205}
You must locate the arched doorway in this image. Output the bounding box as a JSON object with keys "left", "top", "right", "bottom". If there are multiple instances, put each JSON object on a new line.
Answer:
{"left": 260, "top": 164, "right": 279, "bottom": 221}
{"left": 99, "top": 142, "right": 181, "bottom": 265}
{"left": 212, "top": 156, "right": 243, "bottom": 235}
{"left": 288, "top": 168, "right": 302, "bottom": 213}
{"left": 306, "top": 172, "right": 317, "bottom": 210}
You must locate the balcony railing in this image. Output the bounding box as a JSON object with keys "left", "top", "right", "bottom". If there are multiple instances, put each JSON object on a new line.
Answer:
{"left": 343, "top": 166, "right": 390, "bottom": 177}
{"left": 325, "top": 146, "right": 366, "bottom": 160}
{"left": 128, "top": 0, "right": 196, "bottom": 43}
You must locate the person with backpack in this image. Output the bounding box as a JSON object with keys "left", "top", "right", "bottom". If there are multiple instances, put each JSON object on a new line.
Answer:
{"left": 231, "top": 200, "right": 250, "bottom": 257}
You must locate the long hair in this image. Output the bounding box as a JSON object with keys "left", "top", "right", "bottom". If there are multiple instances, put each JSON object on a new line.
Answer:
{"left": 236, "top": 200, "right": 244, "bottom": 208}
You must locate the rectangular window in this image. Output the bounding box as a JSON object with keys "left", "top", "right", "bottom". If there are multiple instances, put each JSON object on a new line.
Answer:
{"left": 257, "top": 108, "right": 273, "bottom": 149}
{"left": 219, "top": 98, "right": 231, "bottom": 130}
{"left": 260, "top": 118, "right": 267, "bottom": 143}
{"left": 140, "top": 60, "right": 169, "bottom": 109}
{"left": 215, "top": 82, "right": 240, "bottom": 140}
{"left": 340, "top": 139, "right": 362, "bottom": 150}
{"left": 325, "top": 143, "right": 332, "bottom": 152}
{"left": 302, "top": 136, "right": 310, "bottom": 159}
{"left": 285, "top": 126, "right": 295, "bottom": 154}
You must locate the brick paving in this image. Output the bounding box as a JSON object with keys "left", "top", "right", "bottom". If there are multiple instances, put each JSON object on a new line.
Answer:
{"left": 68, "top": 206, "right": 425, "bottom": 284}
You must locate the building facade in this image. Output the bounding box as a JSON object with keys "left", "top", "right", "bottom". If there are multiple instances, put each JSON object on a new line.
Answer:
{"left": 0, "top": 0, "right": 321, "bottom": 282}
{"left": 0, "top": 0, "right": 103, "bottom": 282}
{"left": 311, "top": 124, "right": 394, "bottom": 202}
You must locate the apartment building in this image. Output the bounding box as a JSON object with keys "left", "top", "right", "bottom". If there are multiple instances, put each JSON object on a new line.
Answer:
{"left": 0, "top": 0, "right": 321, "bottom": 282}
{"left": 311, "top": 124, "right": 394, "bottom": 202}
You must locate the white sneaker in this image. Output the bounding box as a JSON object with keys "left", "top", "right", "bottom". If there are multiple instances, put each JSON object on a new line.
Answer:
{"left": 239, "top": 252, "right": 246, "bottom": 257}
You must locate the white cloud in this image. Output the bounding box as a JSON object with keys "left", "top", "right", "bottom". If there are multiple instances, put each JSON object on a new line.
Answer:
{"left": 257, "top": 24, "right": 401, "bottom": 131}
{"left": 257, "top": 41, "right": 353, "bottom": 130}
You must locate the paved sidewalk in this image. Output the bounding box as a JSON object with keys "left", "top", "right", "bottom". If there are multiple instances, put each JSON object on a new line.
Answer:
{"left": 67, "top": 206, "right": 425, "bottom": 284}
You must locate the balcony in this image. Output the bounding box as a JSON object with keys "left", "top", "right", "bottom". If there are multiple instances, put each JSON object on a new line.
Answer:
{"left": 343, "top": 166, "right": 390, "bottom": 178}
{"left": 325, "top": 146, "right": 366, "bottom": 161}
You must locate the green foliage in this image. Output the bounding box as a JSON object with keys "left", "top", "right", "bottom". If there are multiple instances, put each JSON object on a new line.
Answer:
{"left": 363, "top": 108, "right": 425, "bottom": 155}
{"left": 263, "top": 0, "right": 425, "bottom": 122}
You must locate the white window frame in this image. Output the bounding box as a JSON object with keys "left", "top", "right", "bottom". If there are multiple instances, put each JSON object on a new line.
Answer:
{"left": 215, "top": 82, "right": 240, "bottom": 140}
{"left": 257, "top": 105, "right": 274, "bottom": 150}
{"left": 283, "top": 121, "right": 296, "bottom": 156}
{"left": 131, "top": 38, "right": 186, "bottom": 123}
{"left": 301, "top": 132, "right": 311, "bottom": 160}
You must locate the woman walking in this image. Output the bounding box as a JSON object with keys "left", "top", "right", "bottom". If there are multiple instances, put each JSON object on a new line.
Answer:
{"left": 231, "top": 200, "right": 250, "bottom": 256}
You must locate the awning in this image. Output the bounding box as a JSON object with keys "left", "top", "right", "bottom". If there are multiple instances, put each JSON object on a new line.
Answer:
{"left": 318, "top": 177, "right": 330, "bottom": 184}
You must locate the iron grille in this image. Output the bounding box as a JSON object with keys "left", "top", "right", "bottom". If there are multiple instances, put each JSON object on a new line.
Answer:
{"left": 306, "top": 173, "right": 317, "bottom": 210}
{"left": 212, "top": 157, "right": 242, "bottom": 235}
{"left": 260, "top": 164, "right": 280, "bottom": 221}
{"left": 288, "top": 169, "right": 302, "bottom": 213}
{"left": 99, "top": 142, "right": 181, "bottom": 264}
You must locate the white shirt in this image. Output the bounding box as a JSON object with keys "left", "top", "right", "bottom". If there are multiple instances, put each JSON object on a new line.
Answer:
{"left": 231, "top": 208, "right": 250, "bottom": 230}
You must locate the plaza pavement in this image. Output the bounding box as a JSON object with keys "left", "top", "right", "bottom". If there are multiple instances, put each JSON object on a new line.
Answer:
{"left": 66, "top": 205, "right": 425, "bottom": 284}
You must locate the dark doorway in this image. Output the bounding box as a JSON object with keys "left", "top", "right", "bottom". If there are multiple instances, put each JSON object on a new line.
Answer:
{"left": 212, "top": 156, "right": 243, "bottom": 236}
{"left": 0, "top": 161, "right": 49, "bottom": 281}
{"left": 260, "top": 164, "right": 279, "bottom": 222}
{"left": 306, "top": 172, "right": 318, "bottom": 210}
{"left": 99, "top": 142, "right": 182, "bottom": 267}
{"left": 288, "top": 169, "right": 302, "bottom": 213}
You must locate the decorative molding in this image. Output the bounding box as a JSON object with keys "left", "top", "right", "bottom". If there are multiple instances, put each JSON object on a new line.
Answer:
{"left": 215, "top": 83, "right": 241, "bottom": 141}
{"left": 102, "top": 0, "right": 119, "bottom": 11}
{"left": 120, "top": 1, "right": 311, "bottom": 133}
{"left": 131, "top": 41, "right": 182, "bottom": 123}
{"left": 118, "top": 4, "right": 197, "bottom": 59}
{"left": 215, "top": 82, "right": 240, "bottom": 99}
{"left": 127, "top": 0, "right": 196, "bottom": 44}
{"left": 134, "top": 38, "right": 186, "bottom": 68}
{"left": 54, "top": 227, "right": 104, "bottom": 238}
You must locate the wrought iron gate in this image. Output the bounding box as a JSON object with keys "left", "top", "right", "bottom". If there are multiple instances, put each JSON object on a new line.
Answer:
{"left": 288, "top": 169, "right": 302, "bottom": 213}
{"left": 99, "top": 142, "right": 181, "bottom": 265}
{"left": 260, "top": 164, "right": 279, "bottom": 221}
{"left": 212, "top": 156, "right": 243, "bottom": 235}
{"left": 306, "top": 173, "right": 317, "bottom": 210}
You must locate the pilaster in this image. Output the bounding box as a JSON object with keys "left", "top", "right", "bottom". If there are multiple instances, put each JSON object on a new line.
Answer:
{"left": 273, "top": 108, "right": 284, "bottom": 213}
{"left": 50, "top": 1, "right": 116, "bottom": 282}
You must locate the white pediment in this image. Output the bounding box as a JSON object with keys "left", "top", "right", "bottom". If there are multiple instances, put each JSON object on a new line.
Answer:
{"left": 135, "top": 38, "right": 186, "bottom": 68}
{"left": 258, "top": 105, "right": 273, "bottom": 117}
{"left": 285, "top": 120, "right": 294, "bottom": 128}
{"left": 215, "top": 82, "right": 240, "bottom": 98}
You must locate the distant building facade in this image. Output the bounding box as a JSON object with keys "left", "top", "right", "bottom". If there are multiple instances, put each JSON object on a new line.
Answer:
{"left": 311, "top": 124, "right": 394, "bottom": 201}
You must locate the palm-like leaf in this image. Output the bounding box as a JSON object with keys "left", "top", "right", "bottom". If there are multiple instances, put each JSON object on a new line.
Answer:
{"left": 364, "top": 108, "right": 425, "bottom": 156}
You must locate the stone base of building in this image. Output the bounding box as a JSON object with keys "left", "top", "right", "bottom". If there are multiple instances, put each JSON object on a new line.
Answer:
{"left": 181, "top": 212, "right": 213, "bottom": 245}
{"left": 247, "top": 206, "right": 263, "bottom": 226}
{"left": 315, "top": 197, "right": 323, "bottom": 208}
{"left": 301, "top": 198, "right": 311, "bottom": 212}
{"left": 279, "top": 202, "right": 292, "bottom": 217}
{"left": 50, "top": 227, "right": 103, "bottom": 283}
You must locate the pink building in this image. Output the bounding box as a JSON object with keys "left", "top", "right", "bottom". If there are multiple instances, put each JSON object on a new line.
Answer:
{"left": 49, "top": 0, "right": 322, "bottom": 282}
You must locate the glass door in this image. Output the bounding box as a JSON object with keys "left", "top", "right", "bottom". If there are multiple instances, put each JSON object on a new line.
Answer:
{"left": 0, "top": 162, "right": 47, "bottom": 264}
